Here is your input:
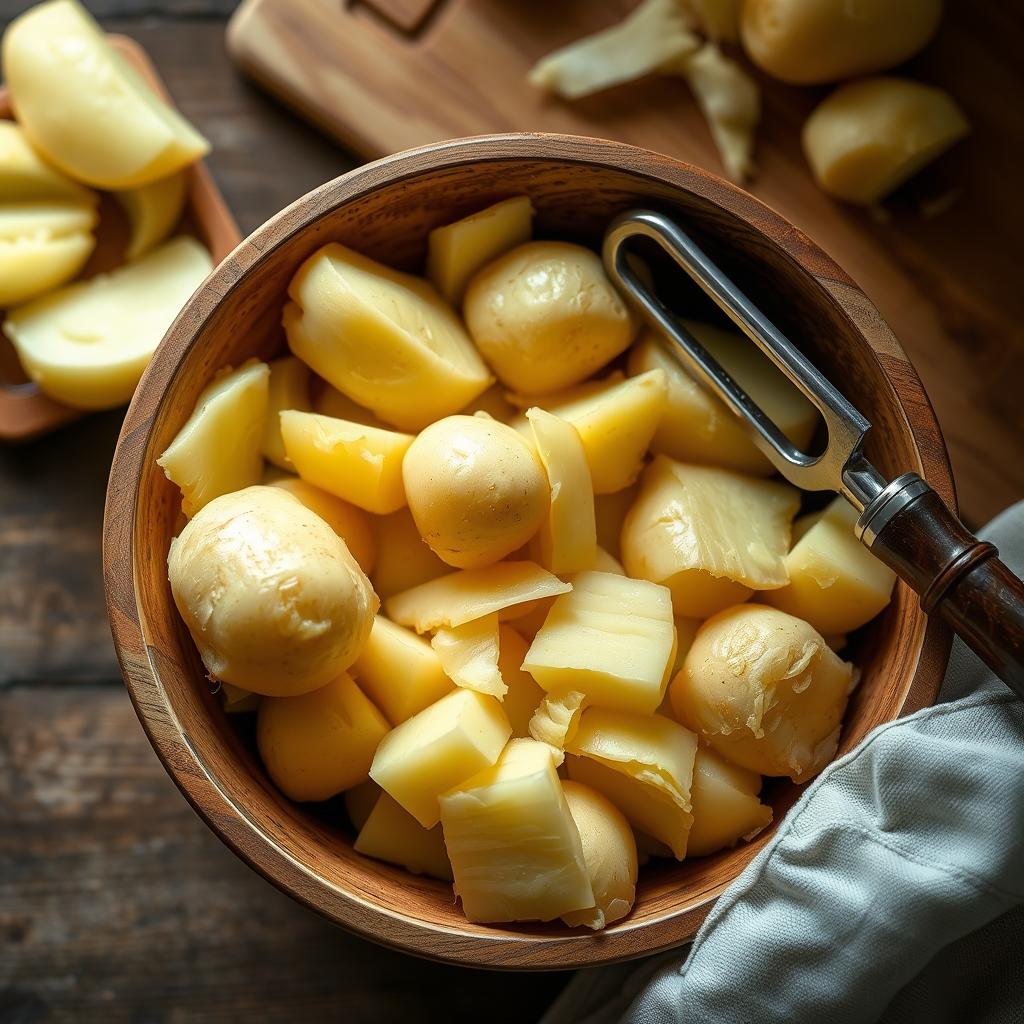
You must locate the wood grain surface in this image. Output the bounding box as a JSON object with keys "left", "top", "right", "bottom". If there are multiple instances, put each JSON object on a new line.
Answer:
{"left": 227, "top": 0, "right": 1024, "bottom": 528}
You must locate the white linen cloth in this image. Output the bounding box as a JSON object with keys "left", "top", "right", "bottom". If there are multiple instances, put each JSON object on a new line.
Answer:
{"left": 542, "top": 500, "right": 1024, "bottom": 1024}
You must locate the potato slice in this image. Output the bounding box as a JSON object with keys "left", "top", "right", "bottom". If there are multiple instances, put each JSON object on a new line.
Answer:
{"left": 370, "top": 687, "right": 511, "bottom": 827}
{"left": 352, "top": 616, "right": 453, "bottom": 725}
{"left": 0, "top": 202, "right": 97, "bottom": 240}
{"left": 284, "top": 243, "right": 492, "bottom": 430}
{"left": 431, "top": 613, "right": 506, "bottom": 697}
{"left": 440, "top": 739, "right": 594, "bottom": 924}
{"left": 622, "top": 456, "right": 799, "bottom": 617}
{"left": 627, "top": 326, "right": 818, "bottom": 475}
{"left": 355, "top": 791, "right": 453, "bottom": 881}
{"left": 280, "top": 410, "right": 414, "bottom": 515}
{"left": 0, "top": 120, "right": 95, "bottom": 202}
{"left": 565, "top": 708, "right": 698, "bottom": 859}
{"left": 560, "top": 781, "right": 638, "bottom": 930}
{"left": 114, "top": 170, "right": 187, "bottom": 260}
{"left": 496, "top": 626, "right": 545, "bottom": 738}
{"left": 370, "top": 509, "right": 451, "bottom": 600}
{"left": 529, "top": 690, "right": 587, "bottom": 761}
{"left": 687, "top": 746, "right": 773, "bottom": 857}
{"left": 0, "top": 232, "right": 95, "bottom": 309}
{"left": 427, "top": 196, "right": 534, "bottom": 306}
{"left": 3, "top": 0, "right": 209, "bottom": 187}
{"left": 523, "top": 571, "right": 675, "bottom": 714}
{"left": 385, "top": 561, "right": 571, "bottom": 634}
{"left": 157, "top": 358, "right": 268, "bottom": 517}
{"left": 527, "top": 407, "right": 597, "bottom": 576}
{"left": 765, "top": 496, "right": 896, "bottom": 634}
{"left": 7, "top": 235, "right": 212, "bottom": 411}
{"left": 269, "top": 476, "right": 375, "bottom": 575}
{"left": 257, "top": 673, "right": 389, "bottom": 801}
{"left": 258, "top": 357, "right": 312, "bottom": 470}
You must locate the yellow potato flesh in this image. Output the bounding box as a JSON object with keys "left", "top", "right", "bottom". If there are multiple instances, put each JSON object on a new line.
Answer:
{"left": 803, "top": 77, "right": 970, "bottom": 205}
{"left": 384, "top": 560, "right": 571, "bottom": 634}
{"left": 157, "top": 356, "right": 268, "bottom": 516}
{"left": 529, "top": 690, "right": 587, "bottom": 759}
{"left": 464, "top": 240, "right": 637, "bottom": 393}
{"left": 3, "top": 0, "right": 209, "bottom": 187}
{"left": 370, "top": 687, "right": 511, "bottom": 827}
{"left": 523, "top": 571, "right": 675, "bottom": 714}
{"left": 355, "top": 791, "right": 453, "bottom": 881}
{"left": 440, "top": 739, "right": 594, "bottom": 924}
{"left": 622, "top": 456, "right": 799, "bottom": 618}
{"left": 261, "top": 357, "right": 312, "bottom": 469}
{"left": 627, "top": 326, "right": 818, "bottom": 475}
{"left": 257, "top": 672, "right": 388, "bottom": 801}
{"left": 0, "top": 202, "right": 97, "bottom": 240}
{"left": 313, "top": 383, "right": 388, "bottom": 428}
{"left": 427, "top": 195, "right": 534, "bottom": 307}
{"left": 560, "top": 781, "right": 638, "bottom": 930}
{"left": 459, "top": 382, "right": 517, "bottom": 422}
{"left": 168, "top": 486, "right": 378, "bottom": 696}
{"left": 594, "top": 483, "right": 638, "bottom": 558}
{"left": 370, "top": 508, "right": 451, "bottom": 600}
{"left": 671, "top": 604, "right": 854, "bottom": 782}
{"left": 431, "top": 612, "right": 506, "bottom": 697}
{"left": 269, "top": 476, "right": 376, "bottom": 575}
{"left": 687, "top": 746, "right": 773, "bottom": 857}
{"left": 284, "top": 243, "right": 492, "bottom": 430}
{"left": 280, "top": 410, "right": 414, "bottom": 515}
{"left": 114, "top": 170, "right": 187, "bottom": 260}
{"left": 6, "top": 234, "right": 211, "bottom": 410}
{"left": 592, "top": 546, "right": 625, "bottom": 575}
{"left": 527, "top": 407, "right": 597, "bottom": 576}
{"left": 0, "top": 120, "right": 95, "bottom": 202}
{"left": 765, "top": 497, "right": 896, "bottom": 634}
{"left": 496, "top": 626, "right": 545, "bottom": 738}
{"left": 344, "top": 779, "right": 381, "bottom": 831}
{"left": 352, "top": 615, "right": 453, "bottom": 725}
{"left": 0, "top": 232, "right": 94, "bottom": 309}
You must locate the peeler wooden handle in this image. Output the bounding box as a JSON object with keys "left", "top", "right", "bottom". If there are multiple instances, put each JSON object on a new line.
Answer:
{"left": 860, "top": 477, "right": 1024, "bottom": 698}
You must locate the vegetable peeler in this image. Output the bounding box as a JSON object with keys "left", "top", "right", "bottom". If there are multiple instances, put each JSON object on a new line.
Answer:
{"left": 603, "top": 208, "right": 1024, "bottom": 698}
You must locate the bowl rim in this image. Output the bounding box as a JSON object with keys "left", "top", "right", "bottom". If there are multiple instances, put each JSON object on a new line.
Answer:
{"left": 103, "top": 132, "right": 954, "bottom": 970}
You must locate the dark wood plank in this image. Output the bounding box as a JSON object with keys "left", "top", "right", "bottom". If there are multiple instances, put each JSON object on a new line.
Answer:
{"left": 0, "top": 1, "right": 239, "bottom": 18}
{"left": 0, "top": 687, "right": 569, "bottom": 1021}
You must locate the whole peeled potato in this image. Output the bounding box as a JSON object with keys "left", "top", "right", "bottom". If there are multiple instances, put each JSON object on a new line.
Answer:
{"left": 740, "top": 0, "right": 943, "bottom": 85}
{"left": 168, "top": 485, "right": 378, "bottom": 697}
{"left": 403, "top": 414, "right": 548, "bottom": 569}
{"left": 463, "top": 241, "right": 638, "bottom": 394}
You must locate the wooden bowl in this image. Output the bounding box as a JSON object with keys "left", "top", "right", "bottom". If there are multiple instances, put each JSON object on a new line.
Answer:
{"left": 104, "top": 135, "right": 953, "bottom": 970}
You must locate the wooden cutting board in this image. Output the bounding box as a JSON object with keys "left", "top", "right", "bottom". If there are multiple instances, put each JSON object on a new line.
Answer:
{"left": 226, "top": 0, "right": 1024, "bottom": 527}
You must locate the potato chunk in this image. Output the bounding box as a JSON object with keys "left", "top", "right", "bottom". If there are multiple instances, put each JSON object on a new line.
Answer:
{"left": 280, "top": 410, "right": 414, "bottom": 515}
{"left": 313, "top": 383, "right": 387, "bottom": 428}
{"left": 803, "top": 77, "right": 969, "bottom": 205}
{"left": 0, "top": 232, "right": 95, "bottom": 309}
{"left": 284, "top": 243, "right": 491, "bottom": 430}
{"left": 355, "top": 792, "right": 453, "bottom": 881}
{"left": 765, "top": 496, "right": 896, "bottom": 634}
{"left": 352, "top": 616, "right": 453, "bottom": 725}
{"left": 565, "top": 708, "right": 698, "bottom": 858}
{"left": 370, "top": 509, "right": 450, "bottom": 599}
{"left": 440, "top": 739, "right": 594, "bottom": 923}
{"left": 7, "top": 236, "right": 212, "bottom": 412}
{"left": 560, "top": 781, "right": 638, "bottom": 930}
{"left": 257, "top": 672, "right": 388, "bottom": 801}
{"left": 627, "top": 326, "right": 817, "bottom": 475}
{"left": 622, "top": 456, "right": 799, "bottom": 617}
{"left": 671, "top": 604, "right": 854, "bottom": 782}
{"left": 168, "top": 486, "right": 378, "bottom": 696}
{"left": 114, "top": 170, "right": 187, "bottom": 260}
{"left": 496, "top": 626, "right": 545, "bottom": 738}
{"left": 523, "top": 571, "right": 675, "bottom": 714}
{"left": 529, "top": 690, "right": 587, "bottom": 760}
{"left": 385, "top": 561, "right": 571, "bottom": 634}
{"left": 157, "top": 357, "right": 268, "bottom": 516}
{"left": 403, "top": 415, "right": 548, "bottom": 569}
{"left": 427, "top": 196, "right": 534, "bottom": 306}
{"left": 594, "top": 483, "right": 638, "bottom": 558}
{"left": 261, "top": 357, "right": 312, "bottom": 469}
{"left": 527, "top": 408, "right": 597, "bottom": 576}
{"left": 3, "top": 0, "right": 209, "bottom": 187}
{"left": 0, "top": 120, "right": 96, "bottom": 202}
{"left": 344, "top": 779, "right": 380, "bottom": 831}
{"left": 431, "top": 613, "right": 506, "bottom": 697}
{"left": 464, "top": 241, "right": 637, "bottom": 393}
{"left": 687, "top": 746, "right": 773, "bottom": 857}
{"left": 370, "top": 687, "right": 511, "bottom": 827}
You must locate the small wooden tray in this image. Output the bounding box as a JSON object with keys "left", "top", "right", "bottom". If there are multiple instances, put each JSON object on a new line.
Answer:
{"left": 0, "top": 35, "right": 240, "bottom": 443}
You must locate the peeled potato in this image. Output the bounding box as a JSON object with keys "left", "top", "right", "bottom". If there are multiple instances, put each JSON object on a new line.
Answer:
{"left": 687, "top": 746, "right": 773, "bottom": 857}
{"left": 261, "top": 357, "right": 312, "bottom": 469}
{"left": 464, "top": 241, "right": 637, "bottom": 393}
{"left": 114, "top": 170, "right": 188, "bottom": 260}
{"left": 3, "top": 0, "right": 209, "bottom": 187}
{"left": 370, "top": 508, "right": 451, "bottom": 600}
{"left": 0, "top": 232, "right": 95, "bottom": 309}
{"left": 740, "top": 0, "right": 943, "bottom": 85}
{"left": 496, "top": 625, "right": 546, "bottom": 738}
{"left": 168, "top": 486, "right": 378, "bottom": 697}
{"left": 403, "top": 415, "right": 548, "bottom": 568}
{"left": 671, "top": 604, "right": 854, "bottom": 782}
{"left": 355, "top": 791, "right": 453, "bottom": 881}
{"left": 0, "top": 120, "right": 96, "bottom": 202}
{"left": 803, "top": 77, "right": 970, "bottom": 205}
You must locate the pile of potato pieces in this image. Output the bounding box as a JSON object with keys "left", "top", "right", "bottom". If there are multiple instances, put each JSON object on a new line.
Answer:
{"left": 161, "top": 193, "right": 897, "bottom": 931}
{"left": 0, "top": 0, "right": 214, "bottom": 410}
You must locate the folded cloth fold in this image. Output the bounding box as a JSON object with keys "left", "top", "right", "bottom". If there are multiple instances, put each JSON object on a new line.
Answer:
{"left": 541, "top": 500, "right": 1024, "bottom": 1024}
